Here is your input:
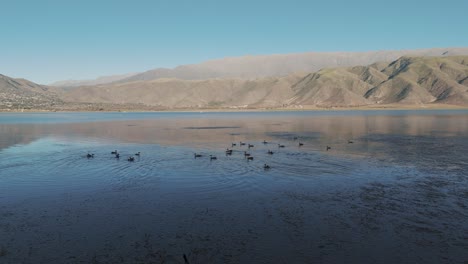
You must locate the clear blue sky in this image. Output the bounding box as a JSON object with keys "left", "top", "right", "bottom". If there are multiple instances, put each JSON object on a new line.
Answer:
{"left": 1, "top": 0, "right": 467, "bottom": 84}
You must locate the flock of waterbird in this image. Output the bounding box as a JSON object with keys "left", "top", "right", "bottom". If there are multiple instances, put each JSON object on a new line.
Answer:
{"left": 85, "top": 136, "right": 354, "bottom": 170}
{"left": 86, "top": 150, "right": 140, "bottom": 161}
{"left": 83, "top": 136, "right": 354, "bottom": 264}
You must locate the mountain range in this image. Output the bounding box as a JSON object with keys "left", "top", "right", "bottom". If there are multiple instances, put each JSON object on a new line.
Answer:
{"left": 49, "top": 47, "right": 468, "bottom": 86}
{"left": 1, "top": 48, "right": 468, "bottom": 111}
{"left": 61, "top": 56, "right": 468, "bottom": 108}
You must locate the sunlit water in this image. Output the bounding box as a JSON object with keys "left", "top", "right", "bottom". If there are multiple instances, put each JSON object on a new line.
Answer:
{"left": 0, "top": 110, "right": 467, "bottom": 263}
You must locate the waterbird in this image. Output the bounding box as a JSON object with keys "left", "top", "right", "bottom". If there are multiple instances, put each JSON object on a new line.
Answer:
{"left": 267, "top": 150, "right": 274, "bottom": 155}
{"left": 210, "top": 155, "right": 217, "bottom": 160}
{"left": 128, "top": 156, "right": 135, "bottom": 161}
{"left": 111, "top": 150, "right": 118, "bottom": 154}
{"left": 225, "top": 148, "right": 233, "bottom": 155}
{"left": 135, "top": 152, "right": 141, "bottom": 156}
{"left": 248, "top": 144, "right": 254, "bottom": 148}
{"left": 247, "top": 156, "right": 254, "bottom": 161}
{"left": 183, "top": 254, "right": 190, "bottom": 264}
{"left": 194, "top": 153, "right": 203, "bottom": 158}
{"left": 326, "top": 146, "right": 331, "bottom": 151}
{"left": 264, "top": 164, "right": 271, "bottom": 169}
{"left": 298, "top": 142, "right": 304, "bottom": 147}
{"left": 115, "top": 153, "right": 120, "bottom": 159}
{"left": 348, "top": 140, "right": 354, "bottom": 144}
{"left": 263, "top": 140, "right": 268, "bottom": 144}
{"left": 293, "top": 136, "right": 298, "bottom": 141}
{"left": 244, "top": 151, "right": 251, "bottom": 157}
{"left": 240, "top": 141, "right": 246, "bottom": 146}
{"left": 232, "top": 143, "right": 237, "bottom": 147}
{"left": 278, "top": 144, "right": 285, "bottom": 148}
{"left": 86, "top": 153, "right": 94, "bottom": 158}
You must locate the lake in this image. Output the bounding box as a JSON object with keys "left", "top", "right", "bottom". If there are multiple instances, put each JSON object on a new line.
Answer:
{"left": 0, "top": 110, "right": 467, "bottom": 263}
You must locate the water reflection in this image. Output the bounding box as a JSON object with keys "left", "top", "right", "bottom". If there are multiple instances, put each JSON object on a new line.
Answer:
{"left": 0, "top": 111, "right": 467, "bottom": 263}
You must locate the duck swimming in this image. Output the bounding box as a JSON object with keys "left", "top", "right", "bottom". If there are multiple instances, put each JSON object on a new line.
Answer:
{"left": 194, "top": 153, "right": 203, "bottom": 158}
{"left": 86, "top": 153, "right": 94, "bottom": 158}
{"left": 210, "top": 155, "right": 217, "bottom": 160}
{"left": 248, "top": 144, "right": 254, "bottom": 148}
{"left": 326, "top": 146, "right": 331, "bottom": 151}
{"left": 262, "top": 140, "right": 268, "bottom": 144}
{"left": 298, "top": 142, "right": 304, "bottom": 146}
{"left": 278, "top": 144, "right": 285, "bottom": 148}
{"left": 247, "top": 156, "right": 254, "bottom": 161}
{"left": 244, "top": 151, "right": 251, "bottom": 157}
{"left": 111, "top": 150, "right": 118, "bottom": 154}
{"left": 135, "top": 152, "right": 141, "bottom": 156}
{"left": 267, "top": 150, "right": 274, "bottom": 155}
{"left": 128, "top": 156, "right": 135, "bottom": 161}
{"left": 264, "top": 164, "right": 271, "bottom": 169}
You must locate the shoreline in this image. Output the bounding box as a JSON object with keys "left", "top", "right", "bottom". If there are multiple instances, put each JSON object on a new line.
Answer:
{"left": 1, "top": 104, "right": 468, "bottom": 113}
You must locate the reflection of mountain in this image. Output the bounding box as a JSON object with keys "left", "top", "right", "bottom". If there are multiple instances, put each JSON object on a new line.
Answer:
{"left": 1, "top": 113, "right": 467, "bottom": 154}
{"left": 0, "top": 124, "right": 43, "bottom": 150}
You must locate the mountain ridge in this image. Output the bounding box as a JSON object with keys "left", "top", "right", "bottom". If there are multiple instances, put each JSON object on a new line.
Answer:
{"left": 50, "top": 47, "right": 468, "bottom": 87}
{"left": 62, "top": 55, "right": 468, "bottom": 108}
{"left": 2, "top": 55, "right": 468, "bottom": 111}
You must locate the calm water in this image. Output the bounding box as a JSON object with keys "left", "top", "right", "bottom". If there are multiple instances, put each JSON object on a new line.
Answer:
{"left": 0, "top": 111, "right": 467, "bottom": 263}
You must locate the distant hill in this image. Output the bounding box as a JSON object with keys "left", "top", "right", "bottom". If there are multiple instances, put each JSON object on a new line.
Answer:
{"left": 0, "top": 74, "right": 62, "bottom": 110}
{"left": 49, "top": 72, "right": 138, "bottom": 88}
{"left": 117, "top": 47, "right": 468, "bottom": 83}
{"left": 62, "top": 56, "right": 468, "bottom": 108}
{"left": 49, "top": 47, "right": 468, "bottom": 87}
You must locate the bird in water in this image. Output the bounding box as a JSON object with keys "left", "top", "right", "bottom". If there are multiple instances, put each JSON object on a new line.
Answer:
{"left": 111, "top": 150, "right": 118, "bottom": 154}
{"left": 86, "top": 153, "right": 94, "bottom": 158}
{"left": 115, "top": 153, "right": 120, "bottom": 159}
{"left": 248, "top": 144, "right": 254, "bottom": 148}
{"left": 210, "top": 155, "right": 217, "bottom": 160}
{"left": 298, "top": 142, "right": 304, "bottom": 147}
{"left": 128, "top": 156, "right": 135, "bottom": 161}
{"left": 293, "top": 136, "right": 298, "bottom": 141}
{"left": 262, "top": 140, "right": 268, "bottom": 144}
{"left": 183, "top": 254, "right": 190, "bottom": 264}
{"left": 194, "top": 153, "right": 202, "bottom": 158}
{"left": 264, "top": 164, "right": 271, "bottom": 169}
{"left": 326, "top": 146, "right": 331, "bottom": 151}
{"left": 240, "top": 141, "right": 246, "bottom": 146}
{"left": 348, "top": 140, "right": 354, "bottom": 144}
{"left": 267, "top": 150, "right": 274, "bottom": 155}
{"left": 278, "top": 144, "right": 285, "bottom": 148}
{"left": 232, "top": 143, "right": 237, "bottom": 147}
{"left": 244, "top": 151, "right": 251, "bottom": 157}
{"left": 135, "top": 152, "right": 141, "bottom": 156}
{"left": 225, "top": 149, "right": 233, "bottom": 155}
{"left": 247, "top": 156, "right": 254, "bottom": 161}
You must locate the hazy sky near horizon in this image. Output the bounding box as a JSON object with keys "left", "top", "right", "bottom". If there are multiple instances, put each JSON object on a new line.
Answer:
{"left": 1, "top": 0, "right": 467, "bottom": 84}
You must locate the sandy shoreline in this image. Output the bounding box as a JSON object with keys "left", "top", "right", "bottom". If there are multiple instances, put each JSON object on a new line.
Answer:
{"left": 1, "top": 103, "right": 468, "bottom": 113}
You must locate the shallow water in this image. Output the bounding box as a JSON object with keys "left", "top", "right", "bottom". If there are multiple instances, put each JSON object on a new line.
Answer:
{"left": 0, "top": 111, "right": 467, "bottom": 263}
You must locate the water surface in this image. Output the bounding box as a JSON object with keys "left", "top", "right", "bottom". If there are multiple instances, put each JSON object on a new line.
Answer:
{"left": 0, "top": 111, "right": 467, "bottom": 263}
